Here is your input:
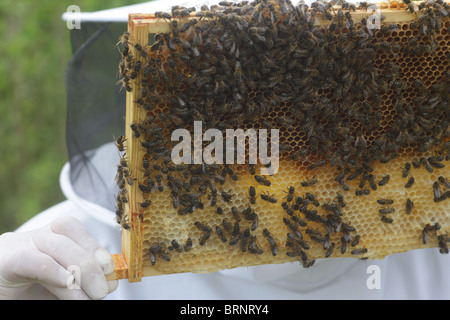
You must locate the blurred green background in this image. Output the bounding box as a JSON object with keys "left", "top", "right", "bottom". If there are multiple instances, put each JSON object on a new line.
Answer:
{"left": 0, "top": 0, "right": 147, "bottom": 234}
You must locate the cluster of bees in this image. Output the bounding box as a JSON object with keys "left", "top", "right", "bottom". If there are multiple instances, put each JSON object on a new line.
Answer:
{"left": 281, "top": 187, "right": 368, "bottom": 267}
{"left": 422, "top": 222, "right": 449, "bottom": 254}
{"left": 115, "top": 0, "right": 450, "bottom": 267}
{"left": 114, "top": 135, "right": 131, "bottom": 230}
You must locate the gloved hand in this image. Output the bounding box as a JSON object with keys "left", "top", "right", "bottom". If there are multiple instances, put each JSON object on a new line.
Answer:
{"left": 0, "top": 216, "right": 118, "bottom": 300}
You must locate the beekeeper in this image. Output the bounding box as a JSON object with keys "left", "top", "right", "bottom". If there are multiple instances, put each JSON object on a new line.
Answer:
{"left": 1, "top": 0, "right": 450, "bottom": 300}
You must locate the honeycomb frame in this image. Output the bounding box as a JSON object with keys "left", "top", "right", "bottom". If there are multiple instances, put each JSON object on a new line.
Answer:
{"left": 107, "top": 0, "right": 450, "bottom": 282}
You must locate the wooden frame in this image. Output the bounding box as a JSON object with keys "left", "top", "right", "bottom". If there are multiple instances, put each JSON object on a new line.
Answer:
{"left": 105, "top": 3, "right": 448, "bottom": 282}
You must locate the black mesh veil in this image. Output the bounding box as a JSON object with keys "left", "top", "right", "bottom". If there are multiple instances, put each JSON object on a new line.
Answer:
{"left": 65, "top": 22, "right": 128, "bottom": 212}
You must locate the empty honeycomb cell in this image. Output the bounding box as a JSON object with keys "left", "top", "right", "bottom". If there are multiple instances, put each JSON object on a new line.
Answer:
{"left": 109, "top": 0, "right": 450, "bottom": 281}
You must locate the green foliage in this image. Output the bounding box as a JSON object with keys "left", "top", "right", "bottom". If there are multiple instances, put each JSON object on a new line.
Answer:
{"left": 0, "top": 0, "right": 146, "bottom": 233}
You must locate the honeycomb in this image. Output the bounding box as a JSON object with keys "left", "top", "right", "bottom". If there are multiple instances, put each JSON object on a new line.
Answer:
{"left": 112, "top": 0, "right": 450, "bottom": 281}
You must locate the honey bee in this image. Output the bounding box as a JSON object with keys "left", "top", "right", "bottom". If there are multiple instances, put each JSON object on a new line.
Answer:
{"left": 149, "top": 243, "right": 170, "bottom": 265}
{"left": 422, "top": 225, "right": 430, "bottom": 244}
{"left": 221, "top": 190, "right": 233, "bottom": 202}
{"left": 228, "top": 223, "right": 242, "bottom": 246}
{"left": 355, "top": 188, "right": 370, "bottom": 196}
{"left": 368, "top": 174, "right": 377, "bottom": 191}
{"left": 221, "top": 219, "right": 233, "bottom": 234}
{"left": 308, "top": 159, "right": 327, "bottom": 170}
{"left": 318, "top": 233, "right": 332, "bottom": 255}
{"left": 405, "top": 177, "right": 415, "bottom": 188}
{"left": 437, "top": 234, "right": 449, "bottom": 254}
{"left": 377, "top": 198, "right": 394, "bottom": 205}
{"left": 304, "top": 192, "right": 320, "bottom": 207}
{"left": 195, "top": 221, "right": 212, "bottom": 246}
{"left": 247, "top": 235, "right": 263, "bottom": 255}
{"left": 402, "top": 162, "right": 411, "bottom": 178}
{"left": 403, "top": 0, "right": 416, "bottom": 13}
{"left": 130, "top": 123, "right": 140, "bottom": 138}
{"left": 428, "top": 155, "right": 445, "bottom": 169}
{"left": 290, "top": 214, "right": 307, "bottom": 228}
{"left": 315, "top": 1, "right": 333, "bottom": 20}
{"left": 114, "top": 135, "right": 126, "bottom": 152}
{"left": 283, "top": 186, "right": 295, "bottom": 203}
{"left": 116, "top": 31, "right": 130, "bottom": 47}
{"left": 171, "top": 193, "right": 180, "bottom": 209}
{"left": 121, "top": 218, "right": 131, "bottom": 230}
{"left": 421, "top": 223, "right": 441, "bottom": 245}
{"left": 231, "top": 206, "right": 241, "bottom": 222}
{"left": 122, "top": 167, "right": 135, "bottom": 186}
{"left": 379, "top": 207, "right": 395, "bottom": 214}
{"left": 405, "top": 198, "right": 414, "bottom": 214}
{"left": 339, "top": 236, "right": 348, "bottom": 255}
{"left": 215, "top": 226, "right": 228, "bottom": 243}
{"left": 173, "top": 7, "right": 192, "bottom": 19}
{"left": 168, "top": 239, "right": 182, "bottom": 252}
{"left": 289, "top": 232, "right": 310, "bottom": 251}
{"left": 254, "top": 175, "right": 271, "bottom": 186}
{"left": 207, "top": 187, "right": 216, "bottom": 206}
{"left": 154, "top": 174, "right": 164, "bottom": 192}
{"left": 115, "top": 201, "right": 125, "bottom": 224}
{"left": 378, "top": 175, "right": 390, "bottom": 186}
{"left": 249, "top": 186, "right": 256, "bottom": 204}
{"left": 283, "top": 217, "right": 303, "bottom": 239}
{"left": 433, "top": 181, "right": 442, "bottom": 201}
{"left": 249, "top": 212, "right": 259, "bottom": 232}
{"left": 438, "top": 176, "right": 450, "bottom": 189}
{"left": 177, "top": 206, "right": 193, "bottom": 216}
{"left": 351, "top": 248, "right": 368, "bottom": 256}
{"left": 140, "top": 199, "right": 151, "bottom": 208}
{"left": 412, "top": 160, "right": 421, "bottom": 169}
{"left": 351, "top": 234, "right": 361, "bottom": 247}
{"left": 155, "top": 11, "right": 172, "bottom": 20}
{"left": 130, "top": 61, "right": 142, "bottom": 80}
{"left": 240, "top": 228, "right": 252, "bottom": 253}
{"left": 301, "top": 175, "right": 318, "bottom": 187}
{"left": 260, "top": 191, "right": 277, "bottom": 203}
{"left": 282, "top": 201, "right": 294, "bottom": 216}
{"left": 184, "top": 238, "right": 193, "bottom": 252}
{"left": 381, "top": 215, "right": 394, "bottom": 224}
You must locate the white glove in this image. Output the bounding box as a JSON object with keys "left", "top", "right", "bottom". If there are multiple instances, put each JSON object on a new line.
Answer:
{"left": 0, "top": 216, "right": 118, "bottom": 300}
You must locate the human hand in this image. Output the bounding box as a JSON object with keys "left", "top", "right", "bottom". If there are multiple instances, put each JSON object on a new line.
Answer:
{"left": 0, "top": 216, "right": 118, "bottom": 300}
